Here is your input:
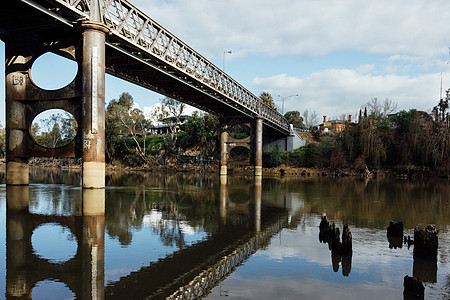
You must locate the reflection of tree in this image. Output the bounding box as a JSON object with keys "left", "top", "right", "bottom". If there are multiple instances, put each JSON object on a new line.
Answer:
{"left": 105, "top": 187, "right": 146, "bottom": 246}
{"left": 104, "top": 174, "right": 221, "bottom": 248}
{"left": 152, "top": 208, "right": 186, "bottom": 249}
{"left": 29, "top": 167, "right": 81, "bottom": 185}
{"left": 277, "top": 177, "right": 449, "bottom": 229}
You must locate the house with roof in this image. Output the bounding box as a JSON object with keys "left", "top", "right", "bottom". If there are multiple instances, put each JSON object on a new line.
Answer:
{"left": 319, "top": 115, "right": 352, "bottom": 132}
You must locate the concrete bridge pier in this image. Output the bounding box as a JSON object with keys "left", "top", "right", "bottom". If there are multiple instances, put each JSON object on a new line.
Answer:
{"left": 220, "top": 123, "right": 229, "bottom": 176}
{"left": 80, "top": 21, "right": 109, "bottom": 189}
{"left": 5, "top": 45, "right": 30, "bottom": 185}
{"left": 219, "top": 116, "right": 264, "bottom": 177}
{"left": 255, "top": 117, "right": 263, "bottom": 177}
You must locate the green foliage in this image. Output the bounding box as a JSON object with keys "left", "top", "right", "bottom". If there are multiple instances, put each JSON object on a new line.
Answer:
{"left": 229, "top": 124, "right": 250, "bottom": 139}
{"left": 263, "top": 147, "right": 283, "bottom": 168}
{"left": 284, "top": 111, "right": 305, "bottom": 129}
{"left": 105, "top": 93, "right": 153, "bottom": 163}
{"left": 260, "top": 92, "right": 276, "bottom": 110}
{"left": 299, "top": 143, "right": 321, "bottom": 167}
{"left": 184, "top": 112, "right": 219, "bottom": 154}
{"left": 176, "top": 132, "right": 190, "bottom": 149}
{"left": 0, "top": 125, "right": 5, "bottom": 158}
{"left": 106, "top": 92, "right": 151, "bottom": 138}
{"left": 33, "top": 112, "right": 77, "bottom": 148}
{"left": 153, "top": 96, "right": 186, "bottom": 151}
{"left": 108, "top": 135, "right": 164, "bottom": 164}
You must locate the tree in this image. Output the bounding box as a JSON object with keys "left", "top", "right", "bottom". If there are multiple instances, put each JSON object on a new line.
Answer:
{"left": 365, "top": 97, "right": 398, "bottom": 116}
{"left": 259, "top": 92, "right": 276, "bottom": 110}
{"left": 0, "top": 124, "right": 5, "bottom": 158}
{"left": 152, "top": 97, "right": 186, "bottom": 151}
{"left": 284, "top": 111, "right": 305, "bottom": 129}
{"left": 434, "top": 89, "right": 449, "bottom": 122}
{"left": 302, "top": 109, "right": 318, "bottom": 130}
{"left": 184, "top": 112, "right": 219, "bottom": 154}
{"left": 105, "top": 92, "right": 152, "bottom": 163}
{"left": 34, "top": 112, "right": 77, "bottom": 148}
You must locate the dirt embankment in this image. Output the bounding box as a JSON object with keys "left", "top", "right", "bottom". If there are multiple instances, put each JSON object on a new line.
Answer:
{"left": 10, "top": 158, "right": 449, "bottom": 179}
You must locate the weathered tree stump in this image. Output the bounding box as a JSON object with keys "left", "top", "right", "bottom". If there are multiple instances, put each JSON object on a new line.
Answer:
{"left": 387, "top": 221, "right": 403, "bottom": 237}
{"left": 403, "top": 275, "right": 424, "bottom": 299}
{"left": 413, "top": 224, "right": 438, "bottom": 258}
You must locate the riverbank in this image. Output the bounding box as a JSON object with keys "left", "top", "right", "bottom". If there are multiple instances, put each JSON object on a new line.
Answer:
{"left": 19, "top": 158, "right": 449, "bottom": 179}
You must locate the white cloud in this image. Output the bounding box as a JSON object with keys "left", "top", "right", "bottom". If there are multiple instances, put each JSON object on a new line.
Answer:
{"left": 250, "top": 68, "right": 446, "bottom": 122}
{"left": 133, "top": 0, "right": 450, "bottom": 58}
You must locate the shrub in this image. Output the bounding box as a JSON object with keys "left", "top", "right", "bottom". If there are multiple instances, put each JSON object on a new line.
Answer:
{"left": 264, "top": 147, "right": 283, "bottom": 168}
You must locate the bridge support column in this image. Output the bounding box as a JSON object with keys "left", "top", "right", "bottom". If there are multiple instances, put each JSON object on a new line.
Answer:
{"left": 81, "top": 21, "right": 109, "bottom": 189}
{"left": 220, "top": 123, "right": 228, "bottom": 176}
{"left": 255, "top": 117, "right": 263, "bottom": 177}
{"left": 5, "top": 45, "right": 30, "bottom": 185}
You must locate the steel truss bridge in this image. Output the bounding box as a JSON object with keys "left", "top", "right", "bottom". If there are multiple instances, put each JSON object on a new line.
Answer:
{"left": 1, "top": 0, "right": 290, "bottom": 135}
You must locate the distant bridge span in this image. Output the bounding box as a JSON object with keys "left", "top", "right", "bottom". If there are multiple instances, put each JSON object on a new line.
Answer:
{"left": 0, "top": 0, "right": 295, "bottom": 187}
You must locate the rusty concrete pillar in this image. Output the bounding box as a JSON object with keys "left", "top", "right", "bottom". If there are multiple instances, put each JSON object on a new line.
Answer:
{"left": 80, "top": 21, "right": 109, "bottom": 188}
{"left": 5, "top": 44, "right": 30, "bottom": 185}
{"left": 255, "top": 117, "right": 263, "bottom": 177}
{"left": 220, "top": 123, "right": 228, "bottom": 176}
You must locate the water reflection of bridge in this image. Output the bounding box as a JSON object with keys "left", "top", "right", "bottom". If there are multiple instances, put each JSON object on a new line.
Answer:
{"left": 6, "top": 186, "right": 105, "bottom": 299}
{"left": 5, "top": 178, "right": 294, "bottom": 299}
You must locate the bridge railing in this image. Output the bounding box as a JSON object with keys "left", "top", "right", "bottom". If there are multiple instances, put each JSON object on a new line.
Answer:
{"left": 55, "top": 0, "right": 290, "bottom": 132}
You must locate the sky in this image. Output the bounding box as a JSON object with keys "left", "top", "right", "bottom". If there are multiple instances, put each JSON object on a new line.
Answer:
{"left": 2, "top": 0, "right": 450, "bottom": 126}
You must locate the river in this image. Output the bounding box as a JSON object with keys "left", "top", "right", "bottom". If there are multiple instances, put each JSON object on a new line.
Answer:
{"left": 0, "top": 168, "right": 448, "bottom": 299}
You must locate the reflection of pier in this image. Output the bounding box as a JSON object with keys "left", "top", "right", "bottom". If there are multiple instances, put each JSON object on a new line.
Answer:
{"left": 6, "top": 186, "right": 105, "bottom": 299}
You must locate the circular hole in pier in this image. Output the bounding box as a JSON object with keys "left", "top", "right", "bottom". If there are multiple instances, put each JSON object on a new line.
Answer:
{"left": 31, "top": 109, "right": 78, "bottom": 148}
{"left": 30, "top": 52, "right": 78, "bottom": 90}
{"left": 229, "top": 124, "right": 251, "bottom": 139}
